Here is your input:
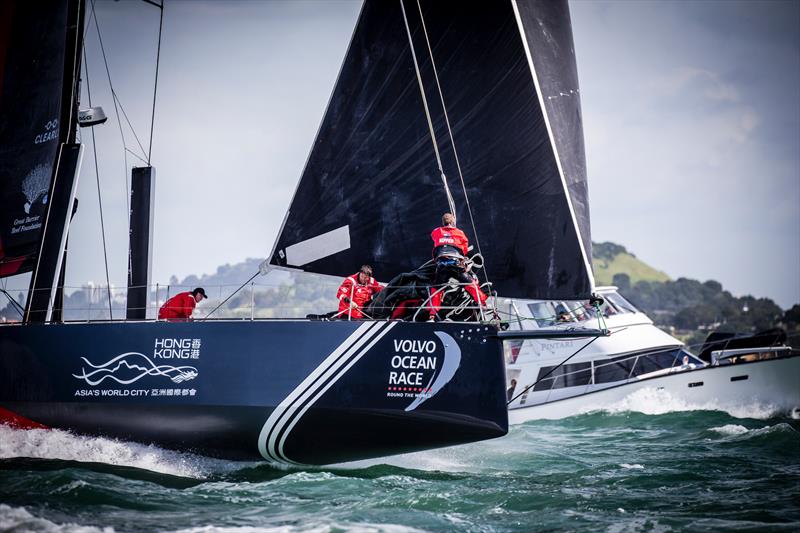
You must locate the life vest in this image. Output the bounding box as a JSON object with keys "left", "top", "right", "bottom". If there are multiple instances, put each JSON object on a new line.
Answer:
{"left": 431, "top": 226, "right": 469, "bottom": 257}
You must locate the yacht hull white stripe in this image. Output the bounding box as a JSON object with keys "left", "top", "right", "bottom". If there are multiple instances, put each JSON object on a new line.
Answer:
{"left": 267, "top": 321, "right": 387, "bottom": 462}
{"left": 277, "top": 321, "right": 398, "bottom": 463}
{"left": 510, "top": 0, "right": 595, "bottom": 290}
{"left": 257, "top": 321, "right": 383, "bottom": 462}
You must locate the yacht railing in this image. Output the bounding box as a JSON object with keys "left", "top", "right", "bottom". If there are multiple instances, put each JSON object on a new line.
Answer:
{"left": 0, "top": 279, "right": 498, "bottom": 324}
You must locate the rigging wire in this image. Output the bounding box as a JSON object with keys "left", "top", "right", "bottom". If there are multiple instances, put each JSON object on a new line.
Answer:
{"left": 414, "top": 0, "right": 489, "bottom": 285}
{"left": 147, "top": 0, "right": 164, "bottom": 165}
{"left": 507, "top": 335, "right": 601, "bottom": 405}
{"left": 0, "top": 275, "right": 24, "bottom": 319}
{"left": 399, "top": 0, "right": 456, "bottom": 217}
{"left": 89, "top": 0, "right": 148, "bottom": 164}
{"left": 201, "top": 271, "right": 260, "bottom": 320}
{"left": 0, "top": 288, "right": 24, "bottom": 318}
{"left": 88, "top": 0, "right": 129, "bottom": 217}
{"left": 83, "top": 45, "right": 115, "bottom": 320}
{"left": 125, "top": 147, "right": 150, "bottom": 165}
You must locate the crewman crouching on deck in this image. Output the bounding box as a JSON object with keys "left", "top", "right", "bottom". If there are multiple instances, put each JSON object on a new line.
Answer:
{"left": 158, "top": 287, "right": 207, "bottom": 321}
{"left": 337, "top": 265, "right": 383, "bottom": 320}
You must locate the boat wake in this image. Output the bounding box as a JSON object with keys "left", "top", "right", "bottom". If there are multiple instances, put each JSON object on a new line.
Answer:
{"left": 0, "top": 423, "right": 457, "bottom": 483}
{"left": 597, "top": 387, "right": 790, "bottom": 420}
{"left": 0, "top": 504, "right": 110, "bottom": 533}
{"left": 0, "top": 425, "right": 244, "bottom": 479}
{"left": 0, "top": 503, "right": 427, "bottom": 533}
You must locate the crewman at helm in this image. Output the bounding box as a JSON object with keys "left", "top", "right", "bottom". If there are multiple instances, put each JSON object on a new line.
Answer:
{"left": 336, "top": 265, "right": 383, "bottom": 320}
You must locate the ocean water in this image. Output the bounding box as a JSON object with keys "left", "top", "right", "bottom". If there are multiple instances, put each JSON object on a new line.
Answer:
{"left": 1, "top": 393, "right": 798, "bottom": 532}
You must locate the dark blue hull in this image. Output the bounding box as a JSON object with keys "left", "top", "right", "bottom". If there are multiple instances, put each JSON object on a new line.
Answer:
{"left": 0, "top": 320, "right": 507, "bottom": 465}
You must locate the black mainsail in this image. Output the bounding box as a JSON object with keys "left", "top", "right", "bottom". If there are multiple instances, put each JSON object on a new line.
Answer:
{"left": 0, "top": 0, "right": 79, "bottom": 278}
{"left": 269, "top": 0, "right": 594, "bottom": 300}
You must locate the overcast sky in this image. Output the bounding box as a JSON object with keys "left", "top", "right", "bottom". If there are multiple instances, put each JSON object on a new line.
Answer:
{"left": 15, "top": 0, "right": 797, "bottom": 308}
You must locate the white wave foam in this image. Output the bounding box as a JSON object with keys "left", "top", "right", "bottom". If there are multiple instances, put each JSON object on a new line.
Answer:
{"left": 170, "top": 524, "right": 425, "bottom": 533}
{"left": 619, "top": 463, "right": 644, "bottom": 470}
{"left": 748, "top": 423, "right": 798, "bottom": 437}
{"left": 601, "top": 387, "right": 786, "bottom": 420}
{"left": 709, "top": 423, "right": 798, "bottom": 441}
{"left": 709, "top": 424, "right": 750, "bottom": 436}
{"left": 0, "top": 425, "right": 246, "bottom": 478}
{"left": 0, "top": 504, "right": 112, "bottom": 533}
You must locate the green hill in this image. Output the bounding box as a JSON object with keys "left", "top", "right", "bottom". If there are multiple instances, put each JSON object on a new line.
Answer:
{"left": 588, "top": 242, "right": 794, "bottom": 347}
{"left": 591, "top": 241, "right": 670, "bottom": 286}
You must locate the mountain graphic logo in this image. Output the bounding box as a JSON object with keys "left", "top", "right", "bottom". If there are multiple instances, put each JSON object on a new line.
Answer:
{"left": 73, "top": 352, "right": 198, "bottom": 386}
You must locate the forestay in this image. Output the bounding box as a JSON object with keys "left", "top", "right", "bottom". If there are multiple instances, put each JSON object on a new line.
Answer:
{"left": 269, "top": 0, "right": 594, "bottom": 300}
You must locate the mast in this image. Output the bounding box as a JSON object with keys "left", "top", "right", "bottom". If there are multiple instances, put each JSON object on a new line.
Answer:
{"left": 126, "top": 167, "right": 155, "bottom": 320}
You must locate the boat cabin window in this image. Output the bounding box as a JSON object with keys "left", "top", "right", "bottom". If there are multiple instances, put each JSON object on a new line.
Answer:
{"left": 533, "top": 362, "right": 592, "bottom": 391}
{"left": 527, "top": 302, "right": 558, "bottom": 327}
{"left": 604, "top": 292, "right": 638, "bottom": 314}
{"left": 629, "top": 349, "right": 682, "bottom": 376}
{"left": 531, "top": 349, "right": 700, "bottom": 391}
{"left": 600, "top": 299, "right": 621, "bottom": 317}
{"left": 594, "top": 349, "right": 699, "bottom": 384}
{"left": 593, "top": 354, "right": 635, "bottom": 383}
{"left": 681, "top": 349, "right": 705, "bottom": 366}
{"left": 562, "top": 301, "right": 593, "bottom": 322}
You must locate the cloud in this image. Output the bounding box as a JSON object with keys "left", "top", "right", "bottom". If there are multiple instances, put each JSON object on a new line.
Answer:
{"left": 647, "top": 66, "right": 741, "bottom": 102}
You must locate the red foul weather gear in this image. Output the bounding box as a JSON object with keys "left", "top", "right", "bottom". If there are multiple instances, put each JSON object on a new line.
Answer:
{"left": 427, "top": 226, "right": 486, "bottom": 317}
{"left": 337, "top": 274, "right": 383, "bottom": 319}
{"left": 158, "top": 291, "right": 197, "bottom": 321}
{"left": 431, "top": 226, "right": 470, "bottom": 257}
{"left": 428, "top": 269, "right": 488, "bottom": 318}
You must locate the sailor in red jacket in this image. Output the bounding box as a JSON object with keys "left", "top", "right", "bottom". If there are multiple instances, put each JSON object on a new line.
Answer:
{"left": 429, "top": 213, "right": 487, "bottom": 318}
{"left": 431, "top": 214, "right": 470, "bottom": 258}
{"left": 337, "top": 265, "right": 383, "bottom": 320}
{"left": 158, "top": 287, "right": 207, "bottom": 321}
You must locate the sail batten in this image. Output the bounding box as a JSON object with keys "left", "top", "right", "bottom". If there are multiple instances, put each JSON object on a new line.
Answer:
{"left": 269, "top": 0, "right": 593, "bottom": 300}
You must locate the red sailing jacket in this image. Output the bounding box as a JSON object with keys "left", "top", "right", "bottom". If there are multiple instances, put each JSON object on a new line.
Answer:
{"left": 337, "top": 274, "right": 383, "bottom": 319}
{"left": 431, "top": 225, "right": 470, "bottom": 257}
{"left": 158, "top": 292, "right": 197, "bottom": 321}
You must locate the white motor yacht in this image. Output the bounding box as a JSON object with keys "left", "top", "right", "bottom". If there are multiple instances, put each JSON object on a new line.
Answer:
{"left": 504, "top": 287, "right": 800, "bottom": 423}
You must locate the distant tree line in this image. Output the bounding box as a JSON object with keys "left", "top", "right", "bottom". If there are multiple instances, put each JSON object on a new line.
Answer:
{"left": 612, "top": 273, "right": 798, "bottom": 346}
{"left": 593, "top": 242, "right": 630, "bottom": 262}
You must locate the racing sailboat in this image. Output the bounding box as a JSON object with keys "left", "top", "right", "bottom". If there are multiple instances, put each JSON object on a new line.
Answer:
{"left": 0, "top": 0, "right": 593, "bottom": 465}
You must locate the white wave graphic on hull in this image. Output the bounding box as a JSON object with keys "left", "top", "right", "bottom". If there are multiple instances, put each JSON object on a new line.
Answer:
{"left": 72, "top": 352, "right": 198, "bottom": 386}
